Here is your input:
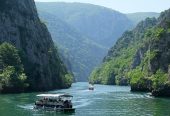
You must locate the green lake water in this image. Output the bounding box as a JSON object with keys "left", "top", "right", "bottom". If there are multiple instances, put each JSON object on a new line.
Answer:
{"left": 0, "top": 82, "right": 170, "bottom": 116}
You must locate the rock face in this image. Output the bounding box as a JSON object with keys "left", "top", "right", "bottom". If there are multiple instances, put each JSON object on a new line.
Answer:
{"left": 0, "top": 0, "right": 71, "bottom": 91}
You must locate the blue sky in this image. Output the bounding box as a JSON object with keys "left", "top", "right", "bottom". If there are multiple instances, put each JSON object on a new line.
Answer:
{"left": 34, "top": 0, "right": 170, "bottom": 13}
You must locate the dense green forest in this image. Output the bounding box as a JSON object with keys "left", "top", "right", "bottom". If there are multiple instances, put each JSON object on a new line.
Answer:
{"left": 0, "top": 43, "right": 28, "bottom": 93}
{"left": 90, "top": 9, "right": 170, "bottom": 97}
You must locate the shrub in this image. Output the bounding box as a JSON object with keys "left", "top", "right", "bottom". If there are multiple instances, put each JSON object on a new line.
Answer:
{"left": 152, "top": 69, "right": 168, "bottom": 90}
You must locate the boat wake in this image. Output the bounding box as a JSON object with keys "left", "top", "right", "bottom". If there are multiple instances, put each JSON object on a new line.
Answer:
{"left": 17, "top": 104, "right": 34, "bottom": 110}
{"left": 74, "top": 101, "right": 92, "bottom": 108}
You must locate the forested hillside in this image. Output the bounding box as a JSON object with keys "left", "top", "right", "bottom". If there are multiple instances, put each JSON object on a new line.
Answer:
{"left": 90, "top": 9, "right": 170, "bottom": 97}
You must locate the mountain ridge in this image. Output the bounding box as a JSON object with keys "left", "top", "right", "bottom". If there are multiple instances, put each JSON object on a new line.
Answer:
{"left": 126, "top": 12, "right": 160, "bottom": 26}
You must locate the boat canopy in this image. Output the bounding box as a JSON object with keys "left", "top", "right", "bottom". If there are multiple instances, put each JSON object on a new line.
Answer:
{"left": 36, "top": 94, "right": 73, "bottom": 98}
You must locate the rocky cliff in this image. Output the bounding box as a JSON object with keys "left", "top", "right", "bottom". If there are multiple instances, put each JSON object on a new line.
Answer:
{"left": 90, "top": 17, "right": 157, "bottom": 85}
{"left": 0, "top": 0, "right": 72, "bottom": 92}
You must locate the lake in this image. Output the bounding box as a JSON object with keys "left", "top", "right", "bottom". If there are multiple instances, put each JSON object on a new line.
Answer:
{"left": 0, "top": 82, "right": 170, "bottom": 116}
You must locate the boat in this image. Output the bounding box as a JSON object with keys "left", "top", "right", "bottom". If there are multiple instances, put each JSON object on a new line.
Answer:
{"left": 34, "top": 93, "right": 75, "bottom": 112}
{"left": 89, "top": 84, "right": 94, "bottom": 90}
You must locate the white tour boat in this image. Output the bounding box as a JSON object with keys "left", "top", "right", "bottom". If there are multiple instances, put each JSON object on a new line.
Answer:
{"left": 34, "top": 93, "right": 75, "bottom": 112}
{"left": 89, "top": 84, "right": 94, "bottom": 90}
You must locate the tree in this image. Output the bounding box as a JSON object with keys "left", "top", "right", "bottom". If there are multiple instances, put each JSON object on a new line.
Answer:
{"left": 152, "top": 69, "right": 168, "bottom": 90}
{"left": 62, "top": 73, "right": 73, "bottom": 88}
{"left": 0, "top": 42, "right": 28, "bottom": 93}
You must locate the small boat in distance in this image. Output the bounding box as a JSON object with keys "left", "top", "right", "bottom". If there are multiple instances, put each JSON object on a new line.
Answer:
{"left": 89, "top": 83, "right": 94, "bottom": 90}
{"left": 34, "top": 94, "right": 75, "bottom": 112}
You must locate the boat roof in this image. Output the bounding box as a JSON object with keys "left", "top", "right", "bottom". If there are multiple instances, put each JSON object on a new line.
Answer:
{"left": 36, "top": 94, "right": 73, "bottom": 98}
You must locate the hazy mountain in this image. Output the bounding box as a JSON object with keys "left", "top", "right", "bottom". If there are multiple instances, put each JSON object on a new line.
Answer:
{"left": 36, "top": 2, "right": 135, "bottom": 81}
{"left": 126, "top": 12, "right": 160, "bottom": 26}
{"left": 38, "top": 11, "right": 107, "bottom": 81}
{"left": 36, "top": 2, "right": 133, "bottom": 47}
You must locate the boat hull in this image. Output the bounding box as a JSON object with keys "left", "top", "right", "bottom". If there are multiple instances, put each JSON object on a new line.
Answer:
{"left": 63, "top": 108, "right": 75, "bottom": 113}
{"left": 89, "top": 87, "right": 94, "bottom": 90}
{"left": 34, "top": 105, "right": 75, "bottom": 113}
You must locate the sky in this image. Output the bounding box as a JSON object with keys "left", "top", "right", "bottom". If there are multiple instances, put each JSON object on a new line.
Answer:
{"left": 34, "top": 0, "right": 170, "bottom": 13}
